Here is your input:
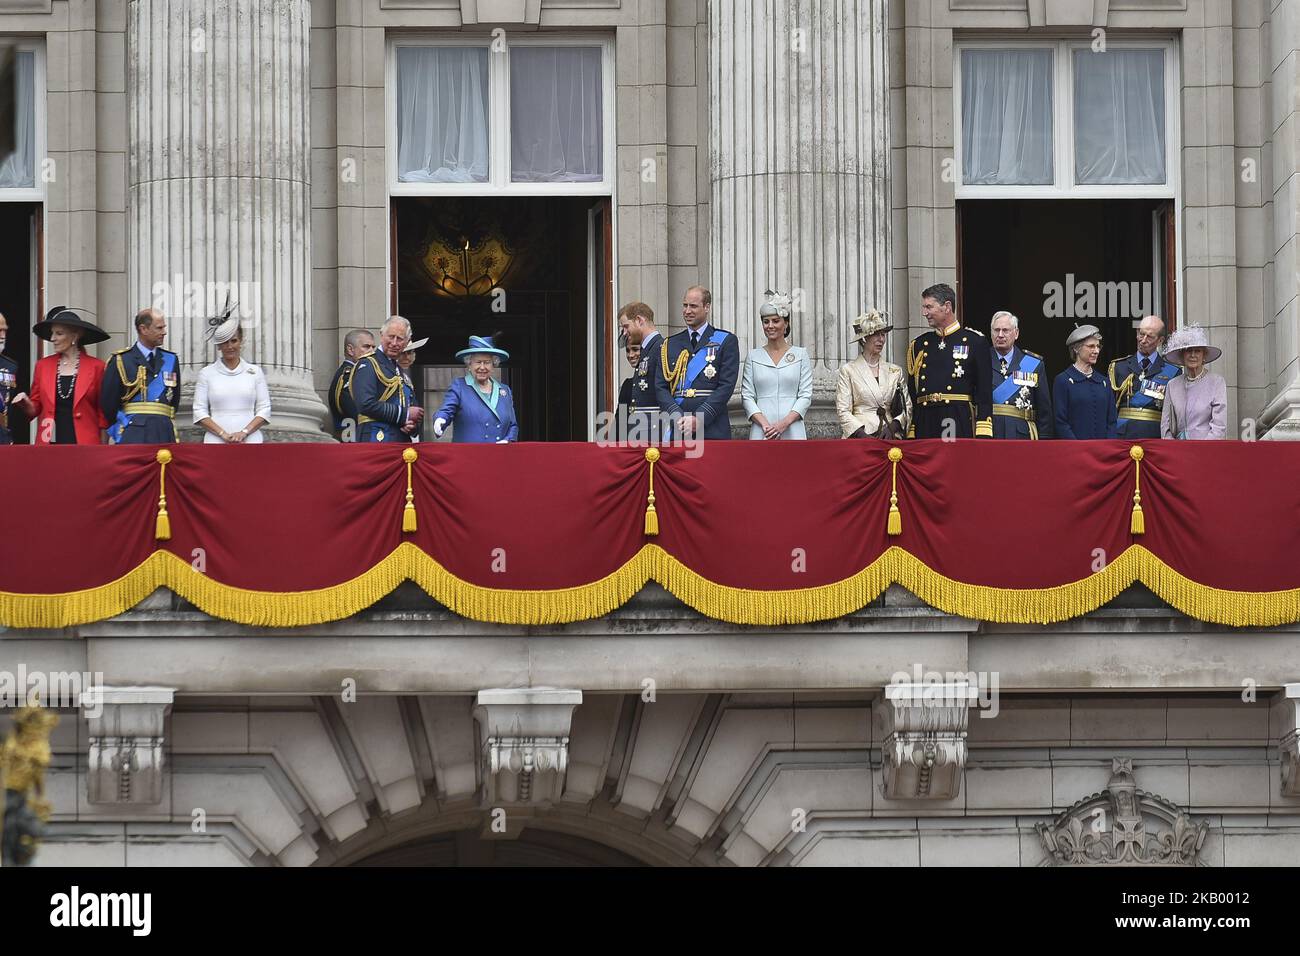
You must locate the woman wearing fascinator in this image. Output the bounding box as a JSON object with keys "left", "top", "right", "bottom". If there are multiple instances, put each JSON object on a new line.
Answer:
{"left": 1160, "top": 324, "right": 1226, "bottom": 440}
{"left": 192, "top": 302, "right": 272, "bottom": 443}
{"left": 741, "top": 290, "right": 813, "bottom": 439}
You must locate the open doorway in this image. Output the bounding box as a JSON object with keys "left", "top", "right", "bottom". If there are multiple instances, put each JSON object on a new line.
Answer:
{"left": 958, "top": 198, "right": 1176, "bottom": 373}
{"left": 392, "top": 196, "right": 609, "bottom": 442}
{"left": 0, "top": 201, "right": 40, "bottom": 443}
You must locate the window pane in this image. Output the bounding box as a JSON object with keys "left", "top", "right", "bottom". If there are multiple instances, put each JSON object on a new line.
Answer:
{"left": 961, "top": 49, "right": 1054, "bottom": 185}
{"left": 510, "top": 47, "right": 603, "bottom": 183}
{"left": 0, "top": 52, "right": 36, "bottom": 189}
{"left": 395, "top": 47, "right": 489, "bottom": 184}
{"left": 1074, "top": 49, "right": 1165, "bottom": 185}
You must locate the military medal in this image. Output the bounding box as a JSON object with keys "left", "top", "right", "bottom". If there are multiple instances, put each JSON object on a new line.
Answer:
{"left": 937, "top": 340, "right": 947, "bottom": 350}
{"left": 952, "top": 345, "right": 970, "bottom": 360}
{"left": 952, "top": 365, "right": 965, "bottom": 378}
{"left": 704, "top": 364, "right": 717, "bottom": 379}
{"left": 637, "top": 379, "right": 648, "bottom": 390}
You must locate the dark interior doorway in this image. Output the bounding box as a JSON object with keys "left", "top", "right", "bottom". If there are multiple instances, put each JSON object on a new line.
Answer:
{"left": 958, "top": 198, "right": 1175, "bottom": 375}
{"left": 0, "top": 201, "right": 39, "bottom": 443}
{"left": 393, "top": 196, "right": 605, "bottom": 442}
{"left": 352, "top": 826, "right": 647, "bottom": 867}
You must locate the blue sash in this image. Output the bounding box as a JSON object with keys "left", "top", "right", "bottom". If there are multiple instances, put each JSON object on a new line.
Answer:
{"left": 673, "top": 329, "right": 728, "bottom": 406}
{"left": 992, "top": 352, "right": 1041, "bottom": 405}
{"left": 108, "top": 351, "right": 176, "bottom": 442}
{"left": 1124, "top": 358, "right": 1176, "bottom": 409}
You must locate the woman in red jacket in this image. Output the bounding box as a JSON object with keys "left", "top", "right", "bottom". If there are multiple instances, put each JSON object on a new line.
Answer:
{"left": 12, "top": 306, "right": 111, "bottom": 444}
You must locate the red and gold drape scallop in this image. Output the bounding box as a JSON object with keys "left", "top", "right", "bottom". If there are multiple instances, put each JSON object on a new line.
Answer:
{"left": 1, "top": 440, "right": 1298, "bottom": 628}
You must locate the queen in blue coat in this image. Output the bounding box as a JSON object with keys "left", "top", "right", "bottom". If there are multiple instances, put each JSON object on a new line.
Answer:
{"left": 432, "top": 335, "right": 519, "bottom": 443}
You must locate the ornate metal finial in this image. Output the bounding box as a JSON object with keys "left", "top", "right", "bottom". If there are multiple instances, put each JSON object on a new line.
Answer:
{"left": 1, "top": 702, "right": 60, "bottom": 866}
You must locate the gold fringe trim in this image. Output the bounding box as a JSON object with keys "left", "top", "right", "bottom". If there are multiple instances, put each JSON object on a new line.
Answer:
{"left": 2, "top": 545, "right": 1299, "bottom": 630}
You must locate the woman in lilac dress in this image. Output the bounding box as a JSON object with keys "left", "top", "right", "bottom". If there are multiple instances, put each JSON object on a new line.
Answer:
{"left": 1160, "top": 325, "right": 1226, "bottom": 440}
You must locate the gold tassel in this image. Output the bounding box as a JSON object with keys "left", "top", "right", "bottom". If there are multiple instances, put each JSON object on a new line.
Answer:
{"left": 1129, "top": 445, "right": 1145, "bottom": 535}
{"left": 402, "top": 447, "right": 418, "bottom": 533}
{"left": 644, "top": 447, "right": 660, "bottom": 536}
{"left": 154, "top": 449, "right": 172, "bottom": 540}
{"left": 886, "top": 447, "right": 904, "bottom": 536}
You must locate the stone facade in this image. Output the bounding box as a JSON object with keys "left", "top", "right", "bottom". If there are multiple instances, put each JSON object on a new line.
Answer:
{"left": 2, "top": 0, "right": 1300, "bottom": 865}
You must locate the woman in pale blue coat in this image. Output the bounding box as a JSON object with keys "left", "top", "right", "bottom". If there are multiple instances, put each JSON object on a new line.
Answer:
{"left": 741, "top": 290, "right": 813, "bottom": 439}
{"left": 432, "top": 335, "right": 519, "bottom": 443}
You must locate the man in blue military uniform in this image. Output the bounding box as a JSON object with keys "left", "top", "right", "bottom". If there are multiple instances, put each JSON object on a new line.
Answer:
{"left": 0, "top": 312, "right": 20, "bottom": 445}
{"left": 1108, "top": 314, "right": 1179, "bottom": 439}
{"left": 349, "top": 315, "right": 422, "bottom": 443}
{"left": 989, "top": 310, "right": 1053, "bottom": 439}
{"left": 618, "top": 301, "right": 667, "bottom": 442}
{"left": 654, "top": 285, "right": 739, "bottom": 441}
{"left": 905, "top": 283, "right": 993, "bottom": 439}
{"left": 327, "top": 328, "right": 375, "bottom": 440}
{"left": 101, "top": 308, "right": 181, "bottom": 444}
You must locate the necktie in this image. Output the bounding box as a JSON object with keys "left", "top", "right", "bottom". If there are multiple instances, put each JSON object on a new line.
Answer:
{"left": 1140, "top": 357, "right": 1150, "bottom": 376}
{"left": 148, "top": 351, "right": 159, "bottom": 377}
{"left": 690, "top": 331, "right": 699, "bottom": 351}
{"left": 999, "top": 357, "right": 1009, "bottom": 377}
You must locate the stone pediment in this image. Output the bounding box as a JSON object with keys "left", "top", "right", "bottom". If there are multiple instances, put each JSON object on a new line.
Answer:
{"left": 1036, "top": 758, "right": 1208, "bottom": 866}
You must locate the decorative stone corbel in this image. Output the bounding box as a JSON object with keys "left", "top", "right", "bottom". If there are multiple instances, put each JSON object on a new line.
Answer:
{"left": 1281, "top": 684, "right": 1300, "bottom": 797}
{"left": 878, "top": 682, "right": 977, "bottom": 800}
{"left": 473, "top": 688, "right": 581, "bottom": 806}
{"left": 80, "top": 687, "right": 174, "bottom": 805}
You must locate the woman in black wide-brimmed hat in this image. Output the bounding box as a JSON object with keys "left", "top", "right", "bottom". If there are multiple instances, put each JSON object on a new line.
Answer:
{"left": 11, "top": 306, "right": 111, "bottom": 444}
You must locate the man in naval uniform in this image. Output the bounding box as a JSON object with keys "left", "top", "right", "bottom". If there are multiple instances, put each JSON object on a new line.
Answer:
{"left": 1108, "top": 315, "right": 1179, "bottom": 440}
{"left": 327, "top": 328, "right": 375, "bottom": 440}
{"left": 349, "top": 315, "right": 422, "bottom": 443}
{"left": 653, "top": 286, "right": 739, "bottom": 441}
{"left": 618, "top": 301, "right": 667, "bottom": 442}
{"left": 989, "top": 310, "right": 1053, "bottom": 439}
{"left": 101, "top": 308, "right": 181, "bottom": 444}
{"left": 905, "top": 283, "right": 993, "bottom": 439}
{"left": 0, "top": 311, "right": 19, "bottom": 444}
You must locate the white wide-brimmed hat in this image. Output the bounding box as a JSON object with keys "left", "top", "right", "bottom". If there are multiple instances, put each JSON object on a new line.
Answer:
{"left": 1163, "top": 324, "right": 1221, "bottom": 365}
{"left": 402, "top": 337, "right": 429, "bottom": 353}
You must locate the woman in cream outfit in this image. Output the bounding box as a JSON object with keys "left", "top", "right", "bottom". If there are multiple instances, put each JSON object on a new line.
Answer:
{"left": 741, "top": 290, "right": 813, "bottom": 440}
{"left": 836, "top": 310, "right": 911, "bottom": 439}
{"left": 193, "top": 308, "right": 272, "bottom": 443}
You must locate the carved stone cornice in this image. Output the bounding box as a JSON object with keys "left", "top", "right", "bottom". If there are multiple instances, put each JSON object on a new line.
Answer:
{"left": 1037, "top": 758, "right": 1208, "bottom": 866}
{"left": 80, "top": 687, "right": 174, "bottom": 805}
{"left": 473, "top": 688, "right": 581, "bottom": 806}
{"left": 1280, "top": 684, "right": 1300, "bottom": 797}
{"left": 878, "top": 682, "right": 977, "bottom": 800}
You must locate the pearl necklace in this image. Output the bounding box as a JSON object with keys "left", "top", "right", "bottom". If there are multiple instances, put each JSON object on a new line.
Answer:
{"left": 56, "top": 351, "right": 80, "bottom": 399}
{"left": 1184, "top": 368, "right": 1206, "bottom": 384}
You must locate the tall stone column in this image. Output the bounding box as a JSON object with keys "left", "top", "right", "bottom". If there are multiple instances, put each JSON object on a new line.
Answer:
{"left": 127, "top": 0, "right": 329, "bottom": 440}
{"left": 709, "top": 0, "right": 890, "bottom": 435}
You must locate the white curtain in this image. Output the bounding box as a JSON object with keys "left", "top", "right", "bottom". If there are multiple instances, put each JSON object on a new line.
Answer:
{"left": 1074, "top": 49, "right": 1165, "bottom": 185}
{"left": 395, "top": 47, "right": 489, "bottom": 184}
{"left": 510, "top": 47, "right": 603, "bottom": 183}
{"left": 962, "top": 49, "right": 1054, "bottom": 186}
{"left": 0, "top": 52, "right": 36, "bottom": 189}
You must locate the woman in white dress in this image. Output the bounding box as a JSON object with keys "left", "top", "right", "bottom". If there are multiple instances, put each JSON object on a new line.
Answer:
{"left": 741, "top": 290, "right": 813, "bottom": 440}
{"left": 193, "top": 309, "right": 272, "bottom": 443}
{"left": 836, "top": 310, "right": 911, "bottom": 439}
